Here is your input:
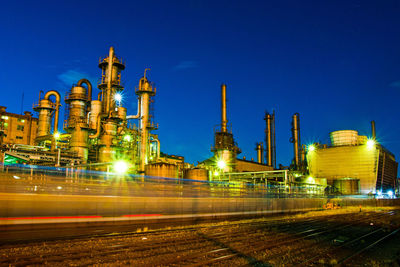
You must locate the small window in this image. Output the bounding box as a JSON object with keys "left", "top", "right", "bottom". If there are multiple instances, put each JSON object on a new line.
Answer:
{"left": 17, "top": 125, "right": 24, "bottom": 131}
{"left": 1, "top": 116, "right": 9, "bottom": 120}
{"left": 18, "top": 119, "right": 25, "bottom": 123}
{"left": 16, "top": 136, "right": 23, "bottom": 140}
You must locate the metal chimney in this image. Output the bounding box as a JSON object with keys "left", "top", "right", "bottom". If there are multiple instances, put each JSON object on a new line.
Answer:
{"left": 291, "top": 113, "right": 301, "bottom": 170}
{"left": 371, "top": 120, "right": 376, "bottom": 140}
{"left": 264, "top": 111, "right": 276, "bottom": 168}
{"left": 221, "top": 84, "right": 227, "bottom": 133}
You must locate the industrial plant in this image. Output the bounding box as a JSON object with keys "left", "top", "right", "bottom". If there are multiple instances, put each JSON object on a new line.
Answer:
{"left": 0, "top": 47, "right": 398, "bottom": 197}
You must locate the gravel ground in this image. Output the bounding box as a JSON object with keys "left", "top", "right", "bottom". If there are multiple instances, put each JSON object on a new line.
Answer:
{"left": 1, "top": 207, "right": 400, "bottom": 266}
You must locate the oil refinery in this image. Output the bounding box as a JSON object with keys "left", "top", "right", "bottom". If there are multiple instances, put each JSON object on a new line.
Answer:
{"left": 0, "top": 47, "right": 398, "bottom": 197}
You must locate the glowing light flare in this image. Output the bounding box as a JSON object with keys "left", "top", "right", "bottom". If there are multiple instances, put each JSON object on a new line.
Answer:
{"left": 114, "top": 92, "right": 122, "bottom": 103}
{"left": 213, "top": 171, "right": 219, "bottom": 176}
{"left": 123, "top": 135, "right": 132, "bottom": 142}
{"left": 366, "top": 139, "right": 375, "bottom": 149}
{"left": 387, "top": 190, "right": 393, "bottom": 197}
{"left": 308, "top": 145, "right": 316, "bottom": 152}
{"left": 54, "top": 132, "right": 60, "bottom": 139}
{"left": 113, "top": 160, "right": 129, "bottom": 174}
{"left": 217, "top": 160, "right": 227, "bottom": 169}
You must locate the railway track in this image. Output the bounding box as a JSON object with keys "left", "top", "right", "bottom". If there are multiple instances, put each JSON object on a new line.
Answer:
{"left": 1, "top": 209, "right": 399, "bottom": 266}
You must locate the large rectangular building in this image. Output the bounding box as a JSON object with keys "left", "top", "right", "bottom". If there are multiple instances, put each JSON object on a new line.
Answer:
{"left": 307, "top": 130, "right": 398, "bottom": 194}
{"left": 0, "top": 106, "right": 38, "bottom": 146}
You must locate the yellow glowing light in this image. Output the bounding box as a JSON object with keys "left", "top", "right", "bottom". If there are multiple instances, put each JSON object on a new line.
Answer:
{"left": 54, "top": 132, "right": 60, "bottom": 139}
{"left": 113, "top": 160, "right": 129, "bottom": 174}
{"left": 217, "top": 160, "right": 226, "bottom": 169}
{"left": 308, "top": 145, "right": 315, "bottom": 152}
{"left": 213, "top": 171, "right": 219, "bottom": 176}
{"left": 366, "top": 139, "right": 375, "bottom": 149}
{"left": 307, "top": 176, "right": 315, "bottom": 184}
{"left": 123, "top": 135, "right": 132, "bottom": 142}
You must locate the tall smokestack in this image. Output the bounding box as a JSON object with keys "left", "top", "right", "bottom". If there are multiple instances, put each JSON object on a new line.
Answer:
{"left": 291, "top": 113, "right": 301, "bottom": 170}
{"left": 371, "top": 120, "right": 376, "bottom": 140}
{"left": 264, "top": 111, "right": 276, "bottom": 168}
{"left": 221, "top": 84, "right": 227, "bottom": 132}
{"left": 265, "top": 113, "right": 273, "bottom": 167}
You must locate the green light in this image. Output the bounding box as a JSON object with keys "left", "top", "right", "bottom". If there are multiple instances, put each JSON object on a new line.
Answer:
{"left": 113, "top": 160, "right": 129, "bottom": 174}
{"left": 217, "top": 160, "right": 226, "bottom": 169}
{"left": 54, "top": 132, "right": 60, "bottom": 139}
{"left": 308, "top": 145, "right": 315, "bottom": 152}
{"left": 123, "top": 135, "right": 132, "bottom": 142}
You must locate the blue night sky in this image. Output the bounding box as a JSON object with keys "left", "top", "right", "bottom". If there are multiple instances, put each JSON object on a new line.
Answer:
{"left": 1, "top": 0, "right": 400, "bottom": 171}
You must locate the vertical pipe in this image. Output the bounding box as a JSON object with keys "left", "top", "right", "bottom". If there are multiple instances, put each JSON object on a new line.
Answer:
{"left": 140, "top": 89, "right": 150, "bottom": 172}
{"left": 221, "top": 84, "right": 227, "bottom": 133}
{"left": 106, "top": 47, "right": 114, "bottom": 114}
{"left": 371, "top": 120, "right": 376, "bottom": 140}
{"left": 272, "top": 111, "right": 276, "bottom": 169}
{"left": 256, "top": 142, "right": 263, "bottom": 164}
{"left": 292, "top": 113, "right": 300, "bottom": 169}
{"left": 265, "top": 113, "right": 273, "bottom": 166}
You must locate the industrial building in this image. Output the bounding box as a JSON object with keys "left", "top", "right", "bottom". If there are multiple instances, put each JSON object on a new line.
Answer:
{"left": 307, "top": 126, "right": 398, "bottom": 195}
{"left": 0, "top": 47, "right": 397, "bottom": 196}
{"left": 0, "top": 107, "right": 38, "bottom": 146}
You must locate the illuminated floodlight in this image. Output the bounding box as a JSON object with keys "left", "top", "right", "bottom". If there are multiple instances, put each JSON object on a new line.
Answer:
{"left": 114, "top": 93, "right": 122, "bottom": 103}
{"left": 54, "top": 132, "right": 60, "bottom": 139}
{"left": 57, "top": 186, "right": 62, "bottom": 190}
{"left": 308, "top": 145, "right": 316, "bottom": 152}
{"left": 217, "top": 160, "right": 227, "bottom": 169}
{"left": 13, "top": 175, "right": 20, "bottom": 179}
{"left": 213, "top": 171, "right": 219, "bottom": 176}
{"left": 377, "top": 190, "right": 382, "bottom": 196}
{"left": 366, "top": 139, "right": 375, "bottom": 149}
{"left": 123, "top": 135, "right": 132, "bottom": 142}
{"left": 387, "top": 190, "right": 393, "bottom": 198}
{"left": 113, "top": 160, "right": 129, "bottom": 174}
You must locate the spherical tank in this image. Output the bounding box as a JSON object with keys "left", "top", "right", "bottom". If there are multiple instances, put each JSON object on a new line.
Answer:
{"left": 330, "top": 130, "right": 359, "bottom": 146}
{"left": 89, "top": 100, "right": 102, "bottom": 130}
{"left": 184, "top": 168, "right": 209, "bottom": 181}
{"left": 333, "top": 178, "right": 360, "bottom": 195}
{"left": 145, "top": 163, "right": 178, "bottom": 178}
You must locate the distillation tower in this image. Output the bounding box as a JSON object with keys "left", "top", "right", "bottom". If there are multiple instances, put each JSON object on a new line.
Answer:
{"left": 211, "top": 84, "right": 240, "bottom": 172}
{"left": 31, "top": 47, "right": 160, "bottom": 171}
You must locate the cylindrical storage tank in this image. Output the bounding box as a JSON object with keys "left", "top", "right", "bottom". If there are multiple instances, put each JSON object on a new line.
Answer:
{"left": 330, "top": 130, "right": 359, "bottom": 146}
{"left": 67, "top": 85, "right": 87, "bottom": 127}
{"left": 89, "top": 100, "right": 102, "bottom": 130}
{"left": 99, "top": 121, "right": 118, "bottom": 163}
{"left": 184, "top": 168, "right": 209, "bottom": 181}
{"left": 145, "top": 163, "right": 178, "bottom": 178}
{"left": 117, "top": 107, "right": 127, "bottom": 121}
{"left": 36, "top": 99, "right": 54, "bottom": 137}
{"left": 333, "top": 178, "right": 360, "bottom": 195}
{"left": 69, "top": 124, "right": 89, "bottom": 162}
